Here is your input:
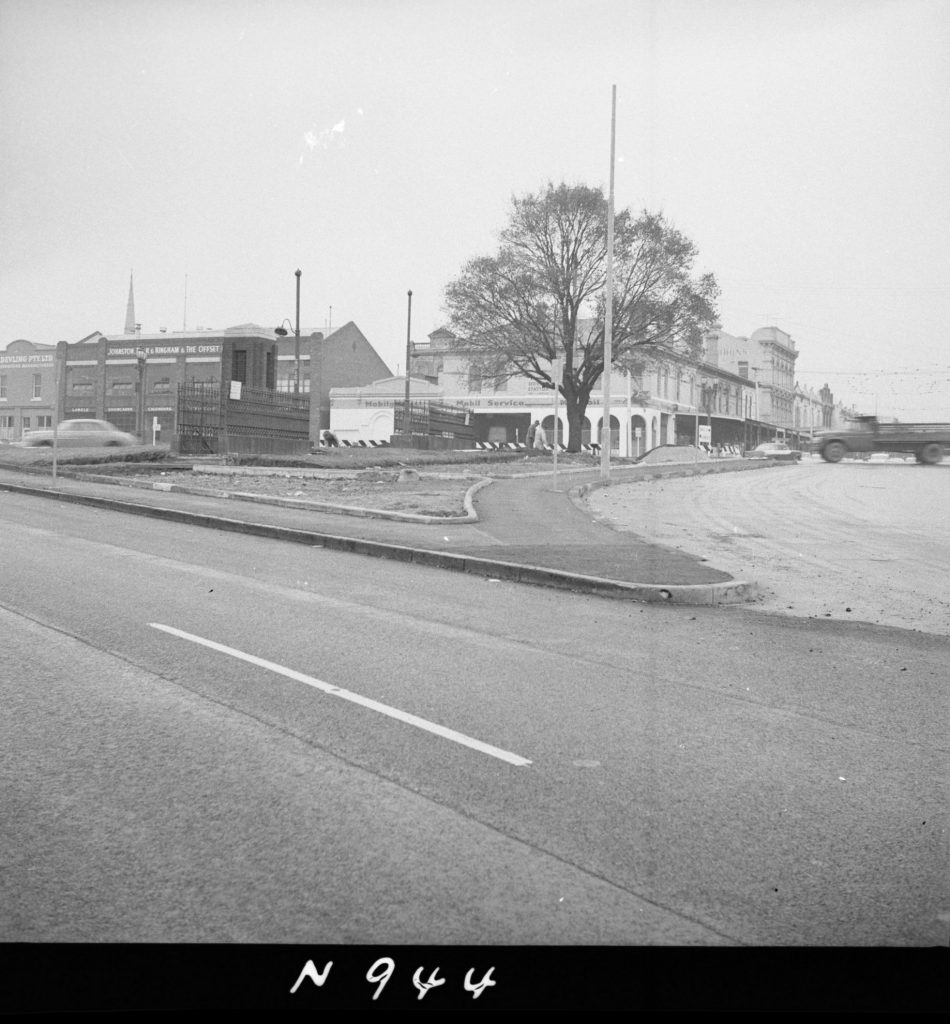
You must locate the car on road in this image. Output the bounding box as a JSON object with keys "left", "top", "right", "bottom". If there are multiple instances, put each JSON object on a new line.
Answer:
{"left": 742, "top": 441, "right": 803, "bottom": 462}
{"left": 19, "top": 419, "right": 138, "bottom": 448}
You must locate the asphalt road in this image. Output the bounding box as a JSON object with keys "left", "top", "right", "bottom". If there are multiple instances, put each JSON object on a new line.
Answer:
{"left": 1, "top": 490, "right": 947, "bottom": 950}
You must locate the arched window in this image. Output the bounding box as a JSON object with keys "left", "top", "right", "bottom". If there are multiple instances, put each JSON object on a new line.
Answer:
{"left": 596, "top": 415, "right": 621, "bottom": 450}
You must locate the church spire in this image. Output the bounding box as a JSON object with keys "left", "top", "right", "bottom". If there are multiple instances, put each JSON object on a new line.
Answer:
{"left": 124, "top": 271, "right": 136, "bottom": 335}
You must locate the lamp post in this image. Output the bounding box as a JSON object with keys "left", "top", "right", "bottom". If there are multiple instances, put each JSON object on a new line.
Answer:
{"left": 600, "top": 84, "right": 617, "bottom": 483}
{"left": 294, "top": 269, "right": 301, "bottom": 393}
{"left": 135, "top": 346, "right": 146, "bottom": 441}
{"left": 274, "top": 319, "right": 295, "bottom": 392}
{"left": 404, "top": 290, "right": 412, "bottom": 441}
{"left": 274, "top": 269, "right": 302, "bottom": 393}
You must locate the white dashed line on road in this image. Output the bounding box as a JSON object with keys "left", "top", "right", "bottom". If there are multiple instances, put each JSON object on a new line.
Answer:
{"left": 149, "top": 622, "right": 532, "bottom": 767}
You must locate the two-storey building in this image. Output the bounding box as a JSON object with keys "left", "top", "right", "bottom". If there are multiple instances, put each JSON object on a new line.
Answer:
{"left": 366, "top": 323, "right": 760, "bottom": 455}
{"left": 0, "top": 340, "right": 57, "bottom": 441}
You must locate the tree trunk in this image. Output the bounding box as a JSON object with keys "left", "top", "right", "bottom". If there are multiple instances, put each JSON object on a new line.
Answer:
{"left": 564, "top": 395, "right": 589, "bottom": 452}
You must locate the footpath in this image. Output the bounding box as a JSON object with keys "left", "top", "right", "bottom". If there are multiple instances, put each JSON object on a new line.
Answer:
{"left": 0, "top": 455, "right": 763, "bottom": 606}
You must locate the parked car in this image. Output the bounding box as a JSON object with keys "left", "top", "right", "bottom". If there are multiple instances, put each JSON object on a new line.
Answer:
{"left": 20, "top": 419, "right": 138, "bottom": 448}
{"left": 742, "top": 442, "right": 802, "bottom": 462}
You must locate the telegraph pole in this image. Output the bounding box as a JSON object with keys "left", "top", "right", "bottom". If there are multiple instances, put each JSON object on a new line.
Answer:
{"left": 404, "top": 290, "right": 413, "bottom": 440}
{"left": 294, "top": 269, "right": 302, "bottom": 394}
{"left": 600, "top": 84, "right": 616, "bottom": 482}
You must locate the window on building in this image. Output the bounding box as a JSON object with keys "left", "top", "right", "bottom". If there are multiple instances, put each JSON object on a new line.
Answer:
{"left": 0, "top": 375, "right": 6, "bottom": 399}
{"left": 111, "top": 381, "right": 133, "bottom": 392}
{"left": 266, "top": 351, "right": 275, "bottom": 390}
{"left": 151, "top": 378, "right": 171, "bottom": 393}
{"left": 738, "top": 361, "right": 748, "bottom": 379}
{"left": 32, "top": 374, "right": 42, "bottom": 399}
{"left": 277, "top": 373, "right": 309, "bottom": 393}
{"left": 72, "top": 381, "right": 93, "bottom": 392}
{"left": 37, "top": 415, "right": 52, "bottom": 429}
{"left": 22, "top": 417, "right": 31, "bottom": 430}
{"left": 232, "top": 349, "right": 247, "bottom": 383}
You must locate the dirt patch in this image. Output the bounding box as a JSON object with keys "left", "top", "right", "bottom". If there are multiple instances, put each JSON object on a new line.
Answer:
{"left": 160, "top": 470, "right": 480, "bottom": 516}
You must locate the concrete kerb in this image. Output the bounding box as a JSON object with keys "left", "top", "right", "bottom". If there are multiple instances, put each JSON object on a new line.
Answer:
{"left": 567, "top": 456, "right": 784, "bottom": 512}
{"left": 32, "top": 468, "right": 494, "bottom": 525}
{"left": 565, "top": 459, "right": 769, "bottom": 604}
{"left": 0, "top": 478, "right": 754, "bottom": 605}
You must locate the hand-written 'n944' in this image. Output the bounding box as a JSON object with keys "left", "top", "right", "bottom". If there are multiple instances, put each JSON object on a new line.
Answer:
{"left": 290, "top": 957, "right": 496, "bottom": 1001}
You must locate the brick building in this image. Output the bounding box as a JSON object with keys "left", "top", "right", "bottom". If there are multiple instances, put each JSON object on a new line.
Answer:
{"left": 1, "top": 320, "right": 391, "bottom": 450}
{"left": 0, "top": 340, "right": 57, "bottom": 441}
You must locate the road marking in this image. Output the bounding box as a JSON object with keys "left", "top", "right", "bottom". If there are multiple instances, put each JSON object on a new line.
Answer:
{"left": 149, "top": 623, "right": 532, "bottom": 767}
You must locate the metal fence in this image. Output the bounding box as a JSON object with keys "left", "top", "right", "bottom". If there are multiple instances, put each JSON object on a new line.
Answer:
{"left": 393, "top": 400, "right": 477, "bottom": 448}
{"left": 176, "top": 382, "right": 309, "bottom": 455}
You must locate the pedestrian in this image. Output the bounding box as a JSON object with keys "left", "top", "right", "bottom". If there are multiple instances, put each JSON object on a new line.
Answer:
{"left": 322, "top": 429, "right": 339, "bottom": 447}
{"left": 526, "top": 421, "right": 537, "bottom": 450}
{"left": 533, "top": 421, "right": 547, "bottom": 451}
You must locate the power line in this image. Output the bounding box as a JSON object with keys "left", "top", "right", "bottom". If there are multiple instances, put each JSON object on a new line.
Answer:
{"left": 795, "top": 368, "right": 950, "bottom": 377}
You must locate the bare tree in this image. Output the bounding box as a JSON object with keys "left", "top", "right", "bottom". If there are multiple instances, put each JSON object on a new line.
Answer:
{"left": 444, "top": 182, "right": 720, "bottom": 450}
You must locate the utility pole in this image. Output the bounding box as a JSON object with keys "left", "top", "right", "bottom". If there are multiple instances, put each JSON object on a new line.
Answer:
{"left": 294, "top": 269, "right": 302, "bottom": 394}
{"left": 600, "top": 84, "right": 617, "bottom": 482}
{"left": 404, "top": 290, "right": 413, "bottom": 441}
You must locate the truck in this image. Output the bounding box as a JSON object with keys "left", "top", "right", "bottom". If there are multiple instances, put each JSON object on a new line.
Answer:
{"left": 813, "top": 416, "right": 949, "bottom": 464}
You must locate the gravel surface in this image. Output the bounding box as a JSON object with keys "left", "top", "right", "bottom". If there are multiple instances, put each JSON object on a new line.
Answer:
{"left": 585, "top": 459, "right": 950, "bottom": 636}
{"left": 164, "top": 469, "right": 480, "bottom": 516}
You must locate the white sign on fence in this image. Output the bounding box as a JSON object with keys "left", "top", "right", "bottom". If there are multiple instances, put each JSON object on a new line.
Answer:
{"left": 698, "top": 425, "right": 712, "bottom": 444}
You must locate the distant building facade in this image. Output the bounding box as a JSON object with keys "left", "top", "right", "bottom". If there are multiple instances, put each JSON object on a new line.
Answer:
{"left": 1, "top": 320, "right": 391, "bottom": 449}
{"left": 0, "top": 340, "right": 57, "bottom": 441}
{"left": 703, "top": 324, "right": 799, "bottom": 435}
{"left": 396, "top": 325, "right": 762, "bottom": 455}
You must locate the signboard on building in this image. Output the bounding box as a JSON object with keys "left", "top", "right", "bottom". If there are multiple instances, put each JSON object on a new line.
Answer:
{"left": 107, "top": 343, "right": 222, "bottom": 357}
{"left": 0, "top": 353, "right": 54, "bottom": 366}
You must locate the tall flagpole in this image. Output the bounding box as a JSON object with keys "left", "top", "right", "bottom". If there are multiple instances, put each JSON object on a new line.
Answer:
{"left": 600, "top": 84, "right": 617, "bottom": 482}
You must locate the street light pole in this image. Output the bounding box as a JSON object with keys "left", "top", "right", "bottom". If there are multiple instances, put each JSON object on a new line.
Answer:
{"left": 404, "top": 290, "right": 413, "bottom": 441}
{"left": 294, "top": 268, "right": 302, "bottom": 394}
{"left": 601, "top": 84, "right": 617, "bottom": 482}
{"left": 136, "top": 347, "right": 146, "bottom": 442}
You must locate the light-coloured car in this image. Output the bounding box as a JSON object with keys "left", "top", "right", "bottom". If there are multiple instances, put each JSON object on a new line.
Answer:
{"left": 742, "top": 441, "right": 803, "bottom": 462}
{"left": 20, "top": 419, "right": 138, "bottom": 448}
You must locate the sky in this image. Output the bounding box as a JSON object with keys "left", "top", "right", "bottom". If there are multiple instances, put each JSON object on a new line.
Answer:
{"left": 1, "top": 0, "right": 948, "bottom": 419}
